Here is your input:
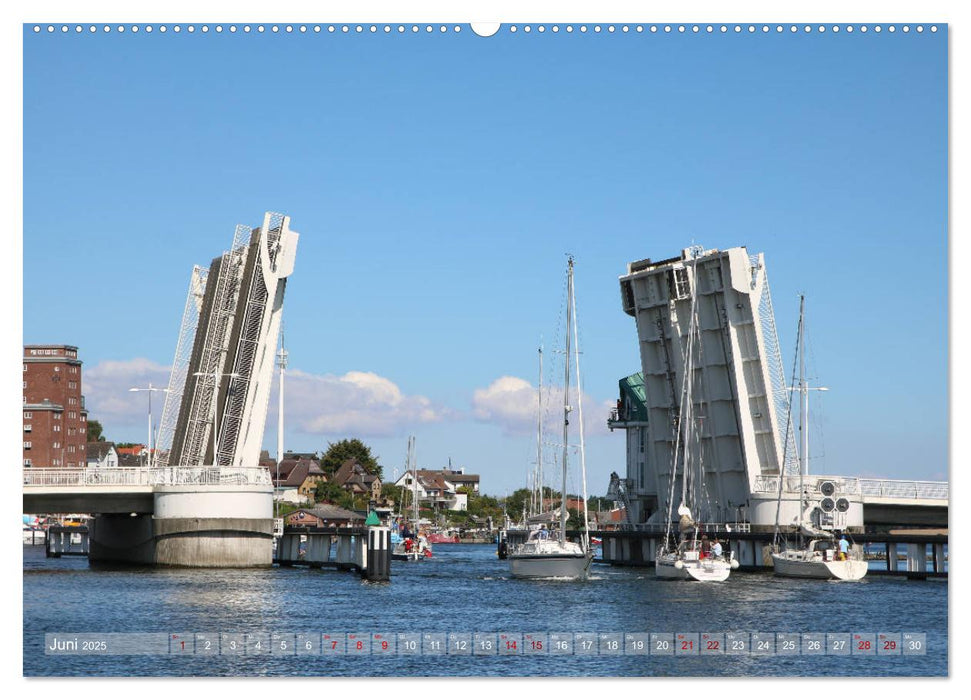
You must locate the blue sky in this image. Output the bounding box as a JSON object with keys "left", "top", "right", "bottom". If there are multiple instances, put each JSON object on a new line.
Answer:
{"left": 22, "top": 24, "right": 947, "bottom": 494}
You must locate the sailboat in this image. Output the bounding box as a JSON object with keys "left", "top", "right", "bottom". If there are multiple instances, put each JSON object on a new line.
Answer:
{"left": 771, "top": 296, "right": 867, "bottom": 581}
{"left": 508, "top": 256, "right": 594, "bottom": 580}
{"left": 656, "top": 249, "right": 738, "bottom": 582}
{"left": 392, "top": 436, "right": 432, "bottom": 562}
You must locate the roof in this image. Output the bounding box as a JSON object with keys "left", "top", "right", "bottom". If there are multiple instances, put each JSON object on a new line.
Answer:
{"left": 441, "top": 470, "right": 479, "bottom": 483}
{"left": 618, "top": 372, "right": 649, "bottom": 423}
{"left": 116, "top": 445, "right": 145, "bottom": 456}
{"left": 118, "top": 453, "right": 145, "bottom": 467}
{"left": 333, "top": 458, "right": 378, "bottom": 487}
{"left": 291, "top": 505, "right": 365, "bottom": 522}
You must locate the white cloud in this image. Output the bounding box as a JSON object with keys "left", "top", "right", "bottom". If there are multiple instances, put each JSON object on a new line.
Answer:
{"left": 281, "top": 369, "right": 448, "bottom": 438}
{"left": 471, "top": 375, "right": 615, "bottom": 437}
{"left": 83, "top": 358, "right": 174, "bottom": 436}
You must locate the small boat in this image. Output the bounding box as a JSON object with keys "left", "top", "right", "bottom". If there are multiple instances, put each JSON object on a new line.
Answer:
{"left": 508, "top": 257, "right": 594, "bottom": 580}
{"left": 656, "top": 528, "right": 734, "bottom": 582}
{"left": 391, "top": 436, "right": 434, "bottom": 562}
{"left": 427, "top": 531, "right": 460, "bottom": 544}
{"left": 772, "top": 536, "right": 868, "bottom": 580}
{"left": 509, "top": 527, "right": 592, "bottom": 579}
{"left": 771, "top": 297, "right": 866, "bottom": 581}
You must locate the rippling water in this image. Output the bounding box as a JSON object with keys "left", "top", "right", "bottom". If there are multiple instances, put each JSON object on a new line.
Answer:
{"left": 23, "top": 544, "right": 947, "bottom": 677}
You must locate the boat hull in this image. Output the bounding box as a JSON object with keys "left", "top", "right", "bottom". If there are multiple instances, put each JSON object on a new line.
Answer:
{"left": 772, "top": 553, "right": 867, "bottom": 580}
{"left": 509, "top": 552, "right": 593, "bottom": 579}
{"left": 656, "top": 554, "right": 732, "bottom": 582}
{"left": 427, "top": 534, "right": 460, "bottom": 544}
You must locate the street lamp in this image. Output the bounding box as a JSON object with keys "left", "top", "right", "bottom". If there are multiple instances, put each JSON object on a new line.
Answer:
{"left": 129, "top": 383, "right": 170, "bottom": 468}
{"left": 192, "top": 371, "right": 240, "bottom": 466}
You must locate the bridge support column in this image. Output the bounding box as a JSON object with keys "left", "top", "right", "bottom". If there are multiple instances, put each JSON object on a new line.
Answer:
{"left": 887, "top": 543, "right": 898, "bottom": 572}
{"left": 906, "top": 543, "right": 926, "bottom": 573}
{"left": 336, "top": 534, "right": 352, "bottom": 570}
{"left": 933, "top": 543, "right": 946, "bottom": 574}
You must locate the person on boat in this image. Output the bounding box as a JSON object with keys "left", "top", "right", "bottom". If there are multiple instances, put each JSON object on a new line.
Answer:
{"left": 711, "top": 538, "right": 723, "bottom": 559}
{"left": 403, "top": 538, "right": 413, "bottom": 553}
{"left": 838, "top": 534, "right": 850, "bottom": 561}
{"left": 538, "top": 525, "right": 549, "bottom": 540}
{"left": 699, "top": 535, "right": 710, "bottom": 559}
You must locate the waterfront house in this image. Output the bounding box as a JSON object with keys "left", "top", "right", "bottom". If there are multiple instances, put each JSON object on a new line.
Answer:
{"left": 86, "top": 441, "right": 118, "bottom": 469}
{"left": 333, "top": 458, "right": 382, "bottom": 502}
{"left": 273, "top": 457, "right": 327, "bottom": 503}
{"left": 392, "top": 469, "right": 471, "bottom": 512}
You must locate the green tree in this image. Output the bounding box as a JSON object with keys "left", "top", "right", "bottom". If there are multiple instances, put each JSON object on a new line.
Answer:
{"left": 86, "top": 419, "right": 105, "bottom": 442}
{"left": 314, "top": 480, "right": 354, "bottom": 510}
{"left": 504, "top": 488, "right": 532, "bottom": 519}
{"left": 319, "top": 438, "right": 382, "bottom": 479}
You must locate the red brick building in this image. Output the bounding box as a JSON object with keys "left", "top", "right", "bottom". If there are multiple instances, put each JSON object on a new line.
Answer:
{"left": 23, "top": 344, "right": 87, "bottom": 468}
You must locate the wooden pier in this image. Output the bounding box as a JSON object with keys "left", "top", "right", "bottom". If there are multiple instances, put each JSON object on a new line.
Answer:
{"left": 274, "top": 526, "right": 391, "bottom": 581}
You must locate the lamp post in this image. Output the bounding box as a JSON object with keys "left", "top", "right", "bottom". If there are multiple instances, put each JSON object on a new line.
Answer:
{"left": 192, "top": 371, "right": 240, "bottom": 466}
{"left": 129, "top": 383, "right": 170, "bottom": 468}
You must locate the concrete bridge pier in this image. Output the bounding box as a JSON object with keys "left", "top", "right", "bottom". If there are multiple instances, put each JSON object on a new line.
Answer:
{"left": 89, "top": 483, "right": 273, "bottom": 567}
{"left": 907, "top": 543, "right": 927, "bottom": 574}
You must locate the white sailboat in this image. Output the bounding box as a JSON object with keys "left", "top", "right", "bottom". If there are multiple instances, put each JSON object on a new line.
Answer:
{"left": 771, "top": 296, "right": 866, "bottom": 581}
{"left": 509, "top": 256, "right": 594, "bottom": 580}
{"left": 392, "top": 435, "right": 432, "bottom": 562}
{"left": 656, "top": 249, "right": 738, "bottom": 582}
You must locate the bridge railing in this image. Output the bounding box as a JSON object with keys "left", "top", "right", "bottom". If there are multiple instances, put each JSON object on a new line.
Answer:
{"left": 752, "top": 475, "right": 948, "bottom": 501}
{"left": 23, "top": 466, "right": 271, "bottom": 487}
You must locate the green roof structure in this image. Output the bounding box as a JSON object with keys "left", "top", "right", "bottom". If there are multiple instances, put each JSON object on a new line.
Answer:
{"left": 618, "top": 372, "right": 649, "bottom": 423}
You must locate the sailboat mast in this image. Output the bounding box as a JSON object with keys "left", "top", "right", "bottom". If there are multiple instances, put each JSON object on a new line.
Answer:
{"left": 410, "top": 436, "right": 418, "bottom": 528}
{"left": 537, "top": 345, "right": 543, "bottom": 518}
{"left": 560, "top": 257, "right": 574, "bottom": 545}
{"left": 798, "top": 296, "right": 807, "bottom": 493}
{"left": 570, "top": 262, "right": 590, "bottom": 549}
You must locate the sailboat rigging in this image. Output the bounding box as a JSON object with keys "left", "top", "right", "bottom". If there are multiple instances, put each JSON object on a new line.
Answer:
{"left": 771, "top": 296, "right": 866, "bottom": 580}
{"left": 392, "top": 436, "right": 432, "bottom": 561}
{"left": 655, "top": 249, "right": 738, "bottom": 582}
{"left": 508, "top": 256, "right": 594, "bottom": 580}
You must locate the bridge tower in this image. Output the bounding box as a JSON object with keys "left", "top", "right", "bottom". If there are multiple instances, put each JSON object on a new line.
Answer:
{"left": 88, "top": 212, "right": 299, "bottom": 567}
{"left": 614, "top": 246, "right": 862, "bottom": 532}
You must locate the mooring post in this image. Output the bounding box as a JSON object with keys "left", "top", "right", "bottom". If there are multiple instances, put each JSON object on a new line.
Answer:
{"left": 366, "top": 526, "right": 390, "bottom": 581}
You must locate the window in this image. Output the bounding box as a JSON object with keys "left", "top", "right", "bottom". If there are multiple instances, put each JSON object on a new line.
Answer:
{"left": 68, "top": 381, "right": 77, "bottom": 389}
{"left": 24, "top": 412, "right": 32, "bottom": 418}
{"left": 68, "top": 428, "right": 75, "bottom": 436}
{"left": 52, "top": 458, "right": 60, "bottom": 466}
{"left": 68, "top": 411, "right": 76, "bottom": 419}
{"left": 68, "top": 397, "right": 77, "bottom": 405}
{"left": 54, "top": 366, "right": 60, "bottom": 372}
{"left": 24, "top": 459, "right": 31, "bottom": 467}
{"left": 80, "top": 415, "right": 86, "bottom": 422}
{"left": 52, "top": 441, "right": 60, "bottom": 449}
{"left": 22, "top": 381, "right": 26, "bottom": 389}
{"left": 23, "top": 441, "right": 31, "bottom": 449}
{"left": 70, "top": 366, "right": 77, "bottom": 374}
{"left": 68, "top": 445, "right": 75, "bottom": 453}
{"left": 53, "top": 425, "right": 60, "bottom": 432}
{"left": 24, "top": 424, "right": 31, "bottom": 432}
{"left": 23, "top": 364, "right": 26, "bottom": 372}
{"left": 54, "top": 413, "right": 62, "bottom": 420}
